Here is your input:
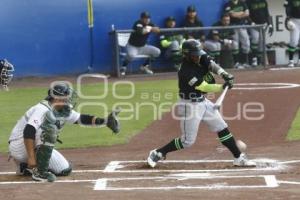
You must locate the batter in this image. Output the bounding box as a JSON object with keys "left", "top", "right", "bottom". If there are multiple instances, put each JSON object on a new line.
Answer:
{"left": 147, "top": 39, "right": 256, "bottom": 168}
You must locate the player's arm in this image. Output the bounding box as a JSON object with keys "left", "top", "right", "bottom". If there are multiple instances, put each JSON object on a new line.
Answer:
{"left": 75, "top": 114, "right": 106, "bottom": 126}
{"left": 195, "top": 81, "right": 223, "bottom": 93}
{"left": 160, "top": 35, "right": 172, "bottom": 48}
{"left": 23, "top": 124, "right": 37, "bottom": 168}
{"left": 284, "top": 0, "right": 291, "bottom": 17}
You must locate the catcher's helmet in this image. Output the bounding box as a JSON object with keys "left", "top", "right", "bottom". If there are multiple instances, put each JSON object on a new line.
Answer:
{"left": 46, "top": 83, "right": 77, "bottom": 108}
{"left": 0, "top": 59, "right": 14, "bottom": 90}
{"left": 182, "top": 39, "right": 204, "bottom": 57}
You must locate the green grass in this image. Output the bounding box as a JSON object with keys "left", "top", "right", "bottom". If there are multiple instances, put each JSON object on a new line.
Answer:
{"left": 287, "top": 107, "right": 300, "bottom": 141}
{"left": 0, "top": 79, "right": 178, "bottom": 152}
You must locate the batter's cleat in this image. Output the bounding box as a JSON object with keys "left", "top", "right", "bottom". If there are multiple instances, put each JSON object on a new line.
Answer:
{"left": 147, "top": 149, "right": 165, "bottom": 168}
{"left": 140, "top": 65, "right": 154, "bottom": 75}
{"left": 233, "top": 153, "right": 256, "bottom": 167}
{"left": 32, "top": 168, "right": 56, "bottom": 182}
{"left": 288, "top": 60, "right": 295, "bottom": 67}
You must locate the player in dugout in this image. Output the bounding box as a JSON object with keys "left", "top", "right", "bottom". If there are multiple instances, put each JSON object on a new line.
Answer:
{"left": 204, "top": 13, "right": 239, "bottom": 65}
{"left": 183, "top": 5, "right": 206, "bottom": 45}
{"left": 121, "top": 11, "right": 161, "bottom": 76}
{"left": 160, "top": 16, "right": 185, "bottom": 71}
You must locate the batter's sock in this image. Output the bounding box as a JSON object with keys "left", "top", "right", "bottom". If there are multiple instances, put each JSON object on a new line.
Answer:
{"left": 157, "top": 138, "right": 184, "bottom": 156}
{"left": 218, "top": 128, "right": 241, "bottom": 158}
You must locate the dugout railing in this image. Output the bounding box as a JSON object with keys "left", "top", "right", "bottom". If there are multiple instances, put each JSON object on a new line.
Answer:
{"left": 110, "top": 24, "right": 266, "bottom": 78}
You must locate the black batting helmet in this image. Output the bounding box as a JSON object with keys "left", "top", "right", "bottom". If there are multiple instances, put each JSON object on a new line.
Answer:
{"left": 182, "top": 39, "right": 203, "bottom": 56}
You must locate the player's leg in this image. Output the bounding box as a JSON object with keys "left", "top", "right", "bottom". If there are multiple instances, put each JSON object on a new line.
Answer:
{"left": 139, "top": 45, "right": 161, "bottom": 74}
{"left": 203, "top": 99, "right": 256, "bottom": 166}
{"left": 147, "top": 101, "right": 205, "bottom": 168}
{"left": 288, "top": 19, "right": 299, "bottom": 67}
{"left": 204, "top": 40, "right": 221, "bottom": 64}
{"left": 9, "top": 139, "right": 31, "bottom": 175}
{"left": 233, "top": 30, "right": 242, "bottom": 68}
{"left": 239, "top": 28, "right": 251, "bottom": 67}
{"left": 48, "top": 149, "right": 72, "bottom": 176}
{"left": 121, "top": 44, "right": 139, "bottom": 75}
{"left": 250, "top": 28, "right": 260, "bottom": 66}
{"left": 228, "top": 40, "right": 239, "bottom": 66}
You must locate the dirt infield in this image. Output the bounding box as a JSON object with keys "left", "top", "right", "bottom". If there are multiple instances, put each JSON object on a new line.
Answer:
{"left": 1, "top": 68, "right": 300, "bottom": 200}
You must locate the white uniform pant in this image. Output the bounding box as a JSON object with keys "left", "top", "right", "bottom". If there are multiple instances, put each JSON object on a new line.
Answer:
{"left": 177, "top": 98, "right": 228, "bottom": 148}
{"left": 289, "top": 18, "right": 300, "bottom": 48}
{"left": 233, "top": 28, "right": 250, "bottom": 54}
{"left": 250, "top": 28, "right": 263, "bottom": 52}
{"left": 126, "top": 44, "right": 161, "bottom": 62}
{"left": 9, "top": 138, "right": 70, "bottom": 175}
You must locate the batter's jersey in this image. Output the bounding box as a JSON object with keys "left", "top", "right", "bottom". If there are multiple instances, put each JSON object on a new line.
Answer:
{"left": 178, "top": 52, "right": 211, "bottom": 100}
{"left": 224, "top": 0, "right": 249, "bottom": 25}
{"left": 247, "top": 0, "right": 271, "bottom": 24}
{"left": 128, "top": 20, "right": 155, "bottom": 47}
{"left": 9, "top": 100, "right": 80, "bottom": 144}
{"left": 285, "top": 0, "right": 300, "bottom": 19}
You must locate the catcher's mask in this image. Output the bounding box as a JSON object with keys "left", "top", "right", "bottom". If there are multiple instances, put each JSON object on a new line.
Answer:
{"left": 0, "top": 59, "right": 14, "bottom": 90}
{"left": 46, "top": 83, "right": 77, "bottom": 117}
{"left": 182, "top": 39, "right": 205, "bottom": 64}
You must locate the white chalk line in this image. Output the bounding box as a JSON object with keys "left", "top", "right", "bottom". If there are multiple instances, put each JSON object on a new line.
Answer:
{"left": 269, "top": 67, "right": 300, "bottom": 71}
{"left": 0, "top": 179, "right": 96, "bottom": 185}
{"left": 277, "top": 180, "right": 300, "bottom": 185}
{"left": 103, "top": 161, "right": 121, "bottom": 172}
{"left": 94, "top": 175, "right": 278, "bottom": 191}
{"left": 233, "top": 83, "right": 300, "bottom": 90}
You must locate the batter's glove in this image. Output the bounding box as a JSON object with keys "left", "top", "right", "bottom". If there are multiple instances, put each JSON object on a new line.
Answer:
{"left": 106, "top": 108, "right": 121, "bottom": 134}
{"left": 221, "top": 72, "right": 234, "bottom": 89}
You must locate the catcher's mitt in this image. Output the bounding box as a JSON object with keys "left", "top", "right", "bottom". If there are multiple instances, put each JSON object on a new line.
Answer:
{"left": 106, "top": 108, "right": 121, "bottom": 134}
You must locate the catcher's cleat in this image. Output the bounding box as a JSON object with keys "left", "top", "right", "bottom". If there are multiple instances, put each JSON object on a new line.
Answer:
{"left": 32, "top": 168, "right": 56, "bottom": 182}
{"left": 16, "top": 163, "right": 32, "bottom": 176}
{"left": 233, "top": 153, "right": 256, "bottom": 167}
{"left": 147, "top": 149, "right": 165, "bottom": 168}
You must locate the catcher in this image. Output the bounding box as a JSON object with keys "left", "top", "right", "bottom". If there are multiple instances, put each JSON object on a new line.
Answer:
{"left": 8, "top": 83, "right": 121, "bottom": 182}
{"left": 0, "top": 59, "right": 14, "bottom": 91}
{"left": 147, "top": 39, "right": 256, "bottom": 168}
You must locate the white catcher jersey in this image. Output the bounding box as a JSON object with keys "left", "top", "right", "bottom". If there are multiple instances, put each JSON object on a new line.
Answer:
{"left": 9, "top": 100, "right": 80, "bottom": 145}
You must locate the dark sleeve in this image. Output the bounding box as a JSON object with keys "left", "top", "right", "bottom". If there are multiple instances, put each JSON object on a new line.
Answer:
{"left": 199, "top": 54, "right": 212, "bottom": 70}
{"left": 224, "top": 2, "right": 232, "bottom": 13}
{"left": 197, "top": 19, "right": 205, "bottom": 36}
{"left": 76, "top": 114, "right": 105, "bottom": 125}
{"left": 23, "top": 124, "right": 36, "bottom": 140}
{"left": 132, "top": 21, "right": 144, "bottom": 34}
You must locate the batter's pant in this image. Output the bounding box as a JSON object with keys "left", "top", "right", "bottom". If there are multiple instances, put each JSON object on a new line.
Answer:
{"left": 177, "top": 98, "right": 228, "bottom": 148}
{"left": 126, "top": 43, "right": 161, "bottom": 62}
{"left": 289, "top": 18, "right": 300, "bottom": 49}
{"left": 9, "top": 138, "right": 70, "bottom": 175}
{"left": 233, "top": 28, "right": 250, "bottom": 54}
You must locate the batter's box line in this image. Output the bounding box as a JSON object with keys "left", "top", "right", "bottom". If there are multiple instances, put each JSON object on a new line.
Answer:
{"left": 102, "top": 159, "right": 282, "bottom": 173}
{"left": 93, "top": 175, "right": 279, "bottom": 191}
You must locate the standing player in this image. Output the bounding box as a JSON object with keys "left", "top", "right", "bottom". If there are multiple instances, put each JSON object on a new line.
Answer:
{"left": 160, "top": 16, "right": 185, "bottom": 70}
{"left": 147, "top": 39, "right": 256, "bottom": 168}
{"left": 183, "top": 5, "right": 206, "bottom": 43}
{"left": 0, "top": 59, "right": 14, "bottom": 91}
{"left": 225, "top": 0, "right": 251, "bottom": 68}
{"left": 205, "top": 13, "right": 239, "bottom": 65}
{"left": 8, "top": 83, "right": 120, "bottom": 182}
{"left": 284, "top": 0, "right": 300, "bottom": 67}
{"left": 121, "top": 11, "right": 161, "bottom": 75}
{"left": 246, "top": 0, "right": 273, "bottom": 66}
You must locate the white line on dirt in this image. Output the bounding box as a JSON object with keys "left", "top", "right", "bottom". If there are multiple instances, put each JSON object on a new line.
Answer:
{"left": 264, "top": 175, "right": 279, "bottom": 187}
{"left": 277, "top": 180, "right": 300, "bottom": 185}
{"left": 104, "top": 161, "right": 121, "bottom": 172}
{"left": 93, "top": 178, "right": 107, "bottom": 190}
{"left": 0, "top": 179, "right": 96, "bottom": 185}
{"left": 279, "top": 160, "right": 300, "bottom": 164}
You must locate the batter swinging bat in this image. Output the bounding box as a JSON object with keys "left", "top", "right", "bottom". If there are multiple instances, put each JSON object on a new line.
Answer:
{"left": 214, "top": 86, "right": 229, "bottom": 110}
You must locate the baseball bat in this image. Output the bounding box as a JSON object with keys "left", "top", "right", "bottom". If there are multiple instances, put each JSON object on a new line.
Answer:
{"left": 214, "top": 86, "right": 229, "bottom": 110}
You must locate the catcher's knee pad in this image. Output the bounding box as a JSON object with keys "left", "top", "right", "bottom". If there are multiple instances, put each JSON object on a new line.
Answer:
{"left": 56, "top": 165, "right": 72, "bottom": 176}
